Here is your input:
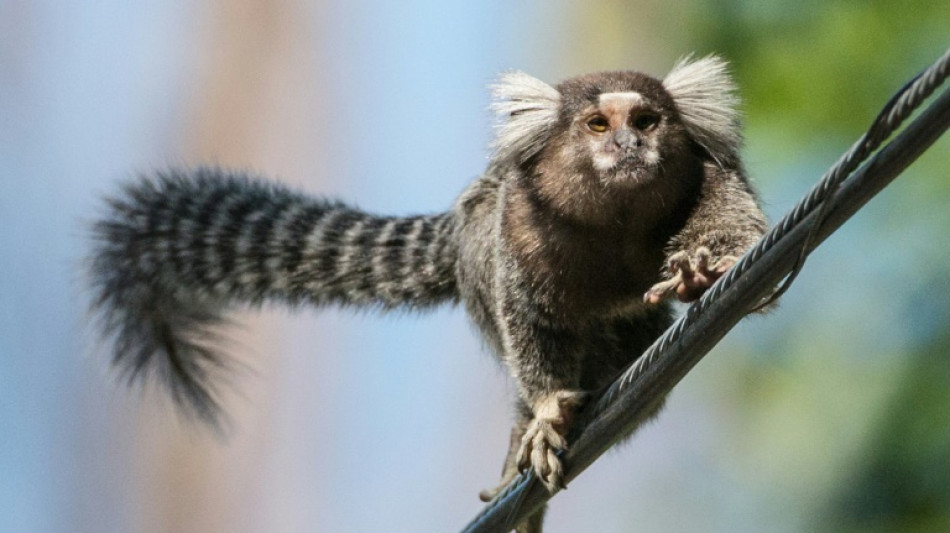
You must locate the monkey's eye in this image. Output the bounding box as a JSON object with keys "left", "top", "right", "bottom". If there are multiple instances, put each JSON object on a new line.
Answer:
{"left": 586, "top": 116, "right": 609, "bottom": 133}
{"left": 633, "top": 113, "right": 660, "bottom": 131}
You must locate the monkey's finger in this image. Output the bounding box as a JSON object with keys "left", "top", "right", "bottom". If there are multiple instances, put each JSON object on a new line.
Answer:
{"left": 539, "top": 423, "right": 567, "bottom": 452}
{"left": 670, "top": 252, "right": 695, "bottom": 278}
{"left": 666, "top": 250, "right": 690, "bottom": 271}
{"left": 675, "top": 282, "right": 706, "bottom": 302}
{"left": 680, "top": 270, "right": 710, "bottom": 290}
{"left": 674, "top": 252, "right": 739, "bottom": 302}
{"left": 644, "top": 275, "right": 681, "bottom": 303}
{"left": 516, "top": 435, "right": 532, "bottom": 472}
{"left": 517, "top": 421, "right": 538, "bottom": 472}
{"left": 530, "top": 433, "right": 551, "bottom": 479}
{"left": 694, "top": 246, "right": 712, "bottom": 271}
{"left": 546, "top": 449, "right": 564, "bottom": 490}
{"left": 534, "top": 447, "right": 563, "bottom": 494}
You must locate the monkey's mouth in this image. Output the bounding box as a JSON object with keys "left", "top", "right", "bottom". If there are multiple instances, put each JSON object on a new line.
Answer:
{"left": 617, "top": 154, "right": 646, "bottom": 167}
{"left": 599, "top": 154, "right": 656, "bottom": 185}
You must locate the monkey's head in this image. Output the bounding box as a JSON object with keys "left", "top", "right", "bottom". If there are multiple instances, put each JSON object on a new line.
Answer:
{"left": 553, "top": 71, "right": 684, "bottom": 187}
{"left": 490, "top": 55, "right": 742, "bottom": 221}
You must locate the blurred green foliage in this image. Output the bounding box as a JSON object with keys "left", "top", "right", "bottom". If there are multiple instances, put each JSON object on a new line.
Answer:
{"left": 830, "top": 328, "right": 950, "bottom": 532}
{"left": 676, "top": 2, "right": 950, "bottom": 531}
{"left": 688, "top": 0, "right": 949, "bottom": 136}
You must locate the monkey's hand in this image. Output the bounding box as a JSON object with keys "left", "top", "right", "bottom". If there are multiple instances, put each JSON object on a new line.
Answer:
{"left": 644, "top": 246, "right": 736, "bottom": 304}
{"left": 517, "top": 390, "right": 587, "bottom": 493}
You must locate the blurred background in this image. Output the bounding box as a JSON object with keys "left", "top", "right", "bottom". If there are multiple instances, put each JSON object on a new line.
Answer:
{"left": 1, "top": 1, "right": 948, "bottom": 531}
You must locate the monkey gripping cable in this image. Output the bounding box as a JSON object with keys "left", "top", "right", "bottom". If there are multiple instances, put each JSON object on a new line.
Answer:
{"left": 461, "top": 46, "right": 950, "bottom": 533}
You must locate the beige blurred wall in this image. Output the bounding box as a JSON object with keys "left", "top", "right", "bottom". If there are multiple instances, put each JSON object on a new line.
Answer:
{"left": 133, "top": 2, "right": 327, "bottom": 531}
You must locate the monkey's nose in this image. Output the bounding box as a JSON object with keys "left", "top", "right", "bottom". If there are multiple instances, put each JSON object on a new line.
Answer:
{"left": 612, "top": 129, "right": 640, "bottom": 150}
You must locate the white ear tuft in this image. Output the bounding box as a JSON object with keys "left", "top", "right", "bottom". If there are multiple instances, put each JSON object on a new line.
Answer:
{"left": 663, "top": 55, "right": 742, "bottom": 165}
{"left": 490, "top": 71, "right": 561, "bottom": 163}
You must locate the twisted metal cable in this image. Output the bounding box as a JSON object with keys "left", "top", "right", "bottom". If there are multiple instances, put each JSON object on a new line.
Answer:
{"left": 753, "top": 47, "right": 950, "bottom": 311}
{"left": 461, "top": 47, "right": 950, "bottom": 533}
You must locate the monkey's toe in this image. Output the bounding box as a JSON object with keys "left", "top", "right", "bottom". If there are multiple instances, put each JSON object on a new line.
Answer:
{"left": 516, "top": 419, "right": 566, "bottom": 492}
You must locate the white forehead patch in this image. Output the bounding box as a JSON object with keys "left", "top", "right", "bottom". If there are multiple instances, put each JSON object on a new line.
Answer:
{"left": 598, "top": 91, "right": 644, "bottom": 107}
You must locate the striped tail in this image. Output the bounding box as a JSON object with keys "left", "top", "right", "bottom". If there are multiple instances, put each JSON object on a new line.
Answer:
{"left": 89, "top": 167, "right": 458, "bottom": 425}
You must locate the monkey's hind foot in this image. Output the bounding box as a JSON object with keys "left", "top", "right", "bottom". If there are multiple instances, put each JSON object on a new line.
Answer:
{"left": 517, "top": 390, "right": 587, "bottom": 493}
{"left": 644, "top": 247, "right": 736, "bottom": 304}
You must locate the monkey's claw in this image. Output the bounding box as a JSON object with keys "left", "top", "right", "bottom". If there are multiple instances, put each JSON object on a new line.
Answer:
{"left": 516, "top": 390, "right": 586, "bottom": 493}
{"left": 644, "top": 247, "right": 736, "bottom": 304}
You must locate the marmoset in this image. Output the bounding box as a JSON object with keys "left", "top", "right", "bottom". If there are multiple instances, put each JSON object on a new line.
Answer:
{"left": 89, "top": 55, "right": 766, "bottom": 533}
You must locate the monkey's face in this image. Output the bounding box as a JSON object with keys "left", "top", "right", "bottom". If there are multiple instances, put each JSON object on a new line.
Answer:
{"left": 577, "top": 91, "right": 667, "bottom": 184}
{"left": 552, "top": 72, "right": 691, "bottom": 192}
{"left": 493, "top": 60, "right": 738, "bottom": 224}
{"left": 503, "top": 70, "right": 707, "bottom": 223}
